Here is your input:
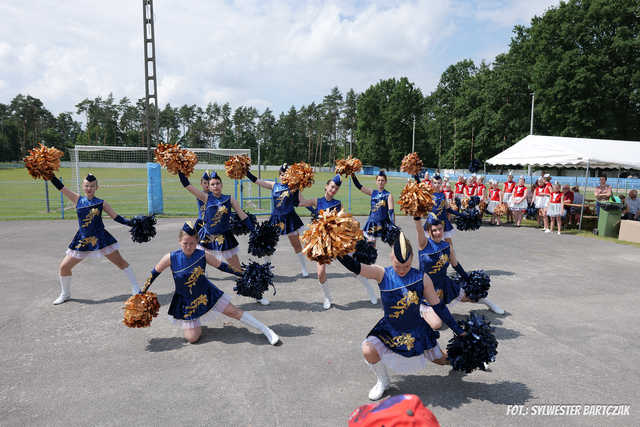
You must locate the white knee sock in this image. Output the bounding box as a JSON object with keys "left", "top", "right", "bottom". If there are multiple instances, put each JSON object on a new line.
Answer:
{"left": 239, "top": 312, "right": 279, "bottom": 345}
{"left": 479, "top": 298, "right": 504, "bottom": 314}
{"left": 358, "top": 276, "right": 378, "bottom": 304}
{"left": 320, "top": 282, "right": 332, "bottom": 309}
{"left": 366, "top": 361, "right": 390, "bottom": 400}
{"left": 122, "top": 266, "right": 141, "bottom": 294}
{"left": 53, "top": 276, "right": 72, "bottom": 305}
{"left": 296, "top": 252, "right": 309, "bottom": 276}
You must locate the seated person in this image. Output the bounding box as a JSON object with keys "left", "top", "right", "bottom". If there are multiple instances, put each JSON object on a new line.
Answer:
{"left": 623, "top": 189, "right": 640, "bottom": 220}
{"left": 562, "top": 184, "right": 574, "bottom": 223}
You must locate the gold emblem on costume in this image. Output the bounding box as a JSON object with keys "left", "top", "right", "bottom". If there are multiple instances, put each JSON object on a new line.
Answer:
{"left": 276, "top": 190, "right": 290, "bottom": 208}
{"left": 75, "top": 236, "right": 98, "bottom": 248}
{"left": 184, "top": 294, "right": 208, "bottom": 318}
{"left": 371, "top": 199, "right": 386, "bottom": 213}
{"left": 381, "top": 333, "right": 416, "bottom": 350}
{"left": 200, "top": 234, "right": 225, "bottom": 246}
{"left": 185, "top": 266, "right": 204, "bottom": 293}
{"left": 389, "top": 290, "right": 419, "bottom": 319}
{"left": 428, "top": 253, "right": 449, "bottom": 275}
{"left": 81, "top": 208, "right": 100, "bottom": 228}
{"left": 277, "top": 222, "right": 285, "bottom": 231}
{"left": 209, "top": 205, "right": 228, "bottom": 228}
{"left": 436, "top": 289, "right": 443, "bottom": 299}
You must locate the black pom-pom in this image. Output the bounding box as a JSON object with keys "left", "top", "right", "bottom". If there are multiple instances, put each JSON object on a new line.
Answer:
{"left": 353, "top": 239, "right": 378, "bottom": 265}
{"left": 454, "top": 208, "right": 482, "bottom": 231}
{"left": 468, "top": 158, "right": 482, "bottom": 173}
{"left": 525, "top": 203, "right": 538, "bottom": 220}
{"left": 234, "top": 261, "right": 275, "bottom": 300}
{"left": 454, "top": 198, "right": 462, "bottom": 210}
{"left": 446, "top": 313, "right": 498, "bottom": 373}
{"left": 229, "top": 211, "right": 258, "bottom": 236}
{"left": 469, "top": 196, "right": 480, "bottom": 209}
{"left": 381, "top": 223, "right": 401, "bottom": 246}
{"left": 248, "top": 221, "right": 281, "bottom": 257}
{"left": 456, "top": 270, "right": 491, "bottom": 302}
{"left": 129, "top": 215, "right": 157, "bottom": 243}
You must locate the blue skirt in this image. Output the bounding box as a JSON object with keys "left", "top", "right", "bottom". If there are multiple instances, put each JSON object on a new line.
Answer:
{"left": 167, "top": 282, "right": 226, "bottom": 321}
{"left": 368, "top": 317, "right": 440, "bottom": 358}
{"left": 363, "top": 217, "right": 392, "bottom": 238}
{"left": 68, "top": 229, "right": 118, "bottom": 252}
{"left": 198, "top": 230, "right": 239, "bottom": 252}
{"left": 269, "top": 210, "right": 304, "bottom": 235}
{"left": 433, "top": 276, "right": 462, "bottom": 305}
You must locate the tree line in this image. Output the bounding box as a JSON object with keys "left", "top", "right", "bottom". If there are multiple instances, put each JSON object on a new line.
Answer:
{"left": 1, "top": 0, "right": 638, "bottom": 168}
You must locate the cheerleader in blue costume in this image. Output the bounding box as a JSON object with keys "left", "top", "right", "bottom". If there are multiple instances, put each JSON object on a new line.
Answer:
{"left": 414, "top": 214, "right": 504, "bottom": 326}
{"left": 245, "top": 163, "right": 309, "bottom": 277}
{"left": 178, "top": 171, "right": 270, "bottom": 305}
{"left": 422, "top": 175, "right": 456, "bottom": 248}
{"left": 196, "top": 170, "right": 211, "bottom": 221}
{"left": 46, "top": 174, "right": 141, "bottom": 305}
{"left": 299, "top": 175, "right": 378, "bottom": 308}
{"left": 337, "top": 232, "right": 465, "bottom": 401}
{"left": 142, "top": 221, "right": 279, "bottom": 345}
{"left": 352, "top": 170, "right": 395, "bottom": 247}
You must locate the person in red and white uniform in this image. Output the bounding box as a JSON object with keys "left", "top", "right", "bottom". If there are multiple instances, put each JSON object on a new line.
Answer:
{"left": 502, "top": 172, "right": 516, "bottom": 223}
{"left": 422, "top": 171, "right": 431, "bottom": 187}
{"left": 486, "top": 180, "right": 502, "bottom": 225}
{"left": 533, "top": 177, "right": 550, "bottom": 230}
{"left": 443, "top": 182, "right": 454, "bottom": 202}
{"left": 509, "top": 176, "right": 529, "bottom": 227}
{"left": 454, "top": 175, "right": 466, "bottom": 200}
{"left": 547, "top": 182, "right": 565, "bottom": 234}
{"left": 476, "top": 175, "right": 487, "bottom": 203}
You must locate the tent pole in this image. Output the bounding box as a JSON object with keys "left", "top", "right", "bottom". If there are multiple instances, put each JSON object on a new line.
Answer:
{"left": 579, "top": 160, "right": 590, "bottom": 230}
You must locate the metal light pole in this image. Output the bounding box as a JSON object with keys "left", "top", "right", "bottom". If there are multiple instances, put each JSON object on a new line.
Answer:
{"left": 412, "top": 114, "right": 416, "bottom": 152}
{"left": 530, "top": 92, "right": 535, "bottom": 135}
{"left": 257, "top": 139, "right": 262, "bottom": 209}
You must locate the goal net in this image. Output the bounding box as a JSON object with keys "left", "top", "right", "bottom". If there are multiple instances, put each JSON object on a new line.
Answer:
{"left": 70, "top": 145, "right": 253, "bottom": 216}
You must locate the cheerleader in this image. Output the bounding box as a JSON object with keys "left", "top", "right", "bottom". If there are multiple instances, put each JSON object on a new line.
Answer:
{"left": 546, "top": 182, "right": 565, "bottom": 235}
{"left": 509, "top": 176, "right": 529, "bottom": 227}
{"left": 502, "top": 172, "right": 516, "bottom": 223}
{"left": 196, "top": 170, "right": 211, "bottom": 220}
{"left": 454, "top": 175, "right": 466, "bottom": 200}
{"left": 486, "top": 180, "right": 502, "bottom": 225}
{"left": 177, "top": 171, "right": 270, "bottom": 305}
{"left": 299, "top": 175, "right": 377, "bottom": 308}
{"left": 476, "top": 176, "right": 487, "bottom": 203}
{"left": 47, "top": 174, "right": 141, "bottom": 305}
{"left": 415, "top": 215, "right": 504, "bottom": 327}
{"left": 533, "top": 177, "right": 550, "bottom": 231}
{"left": 336, "top": 233, "right": 462, "bottom": 400}
{"left": 245, "top": 163, "right": 309, "bottom": 277}
{"left": 142, "top": 221, "right": 279, "bottom": 345}
{"left": 352, "top": 170, "right": 395, "bottom": 247}
{"left": 443, "top": 182, "right": 454, "bottom": 202}
{"left": 422, "top": 175, "right": 455, "bottom": 247}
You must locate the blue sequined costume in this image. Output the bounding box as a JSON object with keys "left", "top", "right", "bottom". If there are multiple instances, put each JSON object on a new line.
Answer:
{"left": 317, "top": 196, "right": 341, "bottom": 213}
{"left": 167, "top": 249, "right": 231, "bottom": 328}
{"left": 198, "top": 193, "right": 239, "bottom": 255}
{"left": 363, "top": 189, "right": 392, "bottom": 237}
{"left": 67, "top": 196, "right": 118, "bottom": 256}
{"left": 423, "top": 192, "right": 453, "bottom": 236}
{"left": 268, "top": 182, "right": 303, "bottom": 235}
{"left": 197, "top": 197, "right": 206, "bottom": 221}
{"left": 367, "top": 267, "right": 440, "bottom": 359}
{"left": 418, "top": 238, "right": 461, "bottom": 305}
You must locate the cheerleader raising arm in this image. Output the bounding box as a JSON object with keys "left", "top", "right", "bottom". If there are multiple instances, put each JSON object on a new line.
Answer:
{"left": 297, "top": 190, "right": 317, "bottom": 209}
{"left": 414, "top": 217, "right": 427, "bottom": 250}
{"left": 178, "top": 172, "right": 208, "bottom": 203}
{"left": 337, "top": 255, "right": 385, "bottom": 283}
{"left": 246, "top": 168, "right": 275, "bottom": 190}
{"left": 48, "top": 175, "right": 81, "bottom": 205}
{"left": 351, "top": 174, "right": 373, "bottom": 196}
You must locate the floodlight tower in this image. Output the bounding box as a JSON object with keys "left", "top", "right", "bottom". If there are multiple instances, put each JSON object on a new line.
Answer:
{"left": 142, "top": 0, "right": 160, "bottom": 161}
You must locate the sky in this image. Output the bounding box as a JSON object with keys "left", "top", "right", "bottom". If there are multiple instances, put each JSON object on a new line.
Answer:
{"left": 0, "top": 0, "right": 561, "bottom": 118}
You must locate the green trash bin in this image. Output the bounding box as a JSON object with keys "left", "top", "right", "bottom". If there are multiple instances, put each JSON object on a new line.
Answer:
{"left": 597, "top": 202, "right": 623, "bottom": 237}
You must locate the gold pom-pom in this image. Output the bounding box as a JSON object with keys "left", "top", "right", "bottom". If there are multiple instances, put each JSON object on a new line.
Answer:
{"left": 334, "top": 156, "right": 362, "bottom": 176}
{"left": 154, "top": 143, "right": 198, "bottom": 176}
{"left": 450, "top": 201, "right": 459, "bottom": 212}
{"left": 461, "top": 197, "right": 470, "bottom": 210}
{"left": 478, "top": 200, "right": 488, "bottom": 213}
{"left": 24, "top": 143, "right": 64, "bottom": 180}
{"left": 301, "top": 209, "right": 363, "bottom": 264}
{"left": 398, "top": 181, "right": 434, "bottom": 217}
{"left": 493, "top": 202, "right": 508, "bottom": 217}
{"left": 224, "top": 154, "right": 251, "bottom": 179}
{"left": 282, "top": 162, "right": 315, "bottom": 191}
{"left": 400, "top": 152, "right": 423, "bottom": 176}
{"left": 123, "top": 291, "right": 159, "bottom": 328}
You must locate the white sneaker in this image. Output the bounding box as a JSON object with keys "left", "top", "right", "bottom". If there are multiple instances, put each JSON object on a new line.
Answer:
{"left": 480, "top": 298, "right": 505, "bottom": 314}
{"left": 265, "top": 328, "right": 280, "bottom": 345}
{"left": 53, "top": 294, "right": 70, "bottom": 305}
{"left": 368, "top": 379, "right": 389, "bottom": 401}
{"left": 258, "top": 297, "right": 270, "bottom": 305}
{"left": 557, "top": 231, "right": 561, "bottom": 235}
{"left": 301, "top": 270, "right": 309, "bottom": 278}
{"left": 544, "top": 229, "right": 551, "bottom": 233}
{"left": 323, "top": 298, "right": 332, "bottom": 310}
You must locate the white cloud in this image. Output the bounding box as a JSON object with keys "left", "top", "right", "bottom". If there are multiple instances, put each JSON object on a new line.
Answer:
{"left": 474, "top": 0, "right": 560, "bottom": 27}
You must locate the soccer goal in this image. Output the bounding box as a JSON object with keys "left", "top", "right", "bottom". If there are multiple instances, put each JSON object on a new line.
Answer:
{"left": 70, "top": 145, "right": 252, "bottom": 216}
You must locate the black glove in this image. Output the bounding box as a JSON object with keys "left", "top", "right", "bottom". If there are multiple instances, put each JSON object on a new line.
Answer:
{"left": 114, "top": 215, "right": 132, "bottom": 226}
{"left": 432, "top": 301, "right": 464, "bottom": 335}
{"left": 337, "top": 255, "right": 361, "bottom": 275}
{"left": 142, "top": 268, "right": 161, "bottom": 292}
{"left": 246, "top": 170, "right": 258, "bottom": 183}
{"left": 389, "top": 209, "right": 395, "bottom": 223}
{"left": 218, "top": 262, "right": 243, "bottom": 277}
{"left": 50, "top": 176, "right": 64, "bottom": 191}
{"left": 453, "top": 262, "right": 470, "bottom": 282}
{"left": 178, "top": 172, "right": 190, "bottom": 187}
{"left": 351, "top": 174, "right": 362, "bottom": 190}
{"left": 241, "top": 216, "right": 256, "bottom": 232}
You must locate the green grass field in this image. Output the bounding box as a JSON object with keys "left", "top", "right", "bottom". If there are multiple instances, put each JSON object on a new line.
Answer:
{"left": 0, "top": 167, "right": 410, "bottom": 220}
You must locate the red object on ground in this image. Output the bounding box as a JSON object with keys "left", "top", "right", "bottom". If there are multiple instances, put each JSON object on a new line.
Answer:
{"left": 349, "top": 394, "right": 440, "bottom": 427}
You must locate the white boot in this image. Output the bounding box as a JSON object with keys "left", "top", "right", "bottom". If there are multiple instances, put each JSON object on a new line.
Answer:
{"left": 480, "top": 298, "right": 504, "bottom": 314}
{"left": 320, "top": 283, "right": 332, "bottom": 310}
{"left": 258, "top": 297, "right": 270, "bottom": 305}
{"left": 122, "top": 266, "right": 141, "bottom": 295}
{"left": 358, "top": 276, "right": 378, "bottom": 304}
{"left": 366, "top": 361, "right": 390, "bottom": 400}
{"left": 53, "top": 275, "right": 72, "bottom": 305}
{"left": 239, "top": 312, "right": 279, "bottom": 345}
{"left": 296, "top": 252, "right": 309, "bottom": 277}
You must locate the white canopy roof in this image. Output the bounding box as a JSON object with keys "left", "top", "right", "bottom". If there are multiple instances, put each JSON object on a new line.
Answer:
{"left": 486, "top": 135, "right": 640, "bottom": 170}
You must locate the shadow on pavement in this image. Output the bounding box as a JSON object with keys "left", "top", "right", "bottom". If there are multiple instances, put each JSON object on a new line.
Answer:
{"left": 236, "top": 299, "right": 325, "bottom": 312}
{"left": 333, "top": 300, "right": 380, "bottom": 311}
{"left": 145, "top": 337, "right": 187, "bottom": 352}
{"left": 484, "top": 269, "right": 515, "bottom": 276}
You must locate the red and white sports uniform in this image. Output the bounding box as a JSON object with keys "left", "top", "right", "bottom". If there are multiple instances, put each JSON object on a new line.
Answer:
{"left": 443, "top": 189, "right": 454, "bottom": 201}
{"left": 547, "top": 191, "right": 564, "bottom": 217}
{"left": 454, "top": 181, "right": 465, "bottom": 200}
{"left": 477, "top": 184, "right": 487, "bottom": 201}
{"left": 502, "top": 181, "right": 515, "bottom": 204}
{"left": 510, "top": 185, "right": 528, "bottom": 211}
{"left": 487, "top": 188, "right": 502, "bottom": 213}
{"left": 463, "top": 184, "right": 477, "bottom": 197}
{"left": 534, "top": 185, "right": 549, "bottom": 209}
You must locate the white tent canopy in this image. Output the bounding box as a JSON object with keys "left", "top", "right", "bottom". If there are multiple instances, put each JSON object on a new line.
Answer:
{"left": 486, "top": 135, "right": 640, "bottom": 170}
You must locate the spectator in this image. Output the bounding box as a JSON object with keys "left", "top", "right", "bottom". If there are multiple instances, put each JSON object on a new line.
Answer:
{"left": 623, "top": 189, "right": 640, "bottom": 220}
{"left": 562, "top": 184, "right": 574, "bottom": 224}
{"left": 594, "top": 176, "right": 612, "bottom": 216}
{"left": 570, "top": 186, "right": 584, "bottom": 225}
